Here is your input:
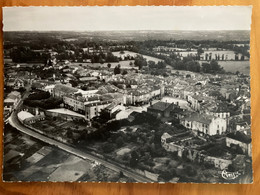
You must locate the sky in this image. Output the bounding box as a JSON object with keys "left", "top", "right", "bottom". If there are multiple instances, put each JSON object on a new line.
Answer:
{"left": 3, "top": 6, "right": 252, "bottom": 31}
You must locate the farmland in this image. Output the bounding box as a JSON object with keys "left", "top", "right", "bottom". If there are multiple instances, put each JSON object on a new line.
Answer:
{"left": 198, "top": 60, "right": 250, "bottom": 75}
{"left": 112, "top": 51, "right": 163, "bottom": 63}
{"left": 71, "top": 60, "right": 137, "bottom": 70}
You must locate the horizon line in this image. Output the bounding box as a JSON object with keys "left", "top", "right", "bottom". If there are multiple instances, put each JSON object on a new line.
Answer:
{"left": 3, "top": 29, "right": 250, "bottom": 32}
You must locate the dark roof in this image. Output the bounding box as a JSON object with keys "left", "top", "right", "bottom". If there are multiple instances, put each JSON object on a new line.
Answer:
{"left": 171, "top": 107, "right": 183, "bottom": 113}
{"left": 226, "top": 131, "right": 251, "bottom": 144}
{"left": 129, "top": 111, "right": 140, "bottom": 117}
{"left": 184, "top": 113, "right": 213, "bottom": 125}
{"left": 85, "top": 100, "right": 112, "bottom": 107}
{"left": 54, "top": 84, "right": 78, "bottom": 94}
{"left": 148, "top": 102, "right": 172, "bottom": 112}
{"left": 215, "top": 103, "right": 230, "bottom": 113}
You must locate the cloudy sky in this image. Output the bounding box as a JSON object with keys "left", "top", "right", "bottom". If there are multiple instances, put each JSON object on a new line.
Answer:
{"left": 3, "top": 6, "right": 252, "bottom": 31}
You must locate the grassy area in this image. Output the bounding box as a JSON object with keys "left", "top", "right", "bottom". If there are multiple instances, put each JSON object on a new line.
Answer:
{"left": 71, "top": 60, "right": 137, "bottom": 70}
{"left": 30, "top": 117, "right": 89, "bottom": 143}
{"left": 198, "top": 60, "right": 250, "bottom": 75}
{"left": 112, "top": 51, "right": 163, "bottom": 63}
{"left": 217, "top": 61, "right": 250, "bottom": 75}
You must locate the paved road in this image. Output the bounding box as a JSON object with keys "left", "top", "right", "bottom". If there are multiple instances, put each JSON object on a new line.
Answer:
{"left": 8, "top": 112, "right": 155, "bottom": 182}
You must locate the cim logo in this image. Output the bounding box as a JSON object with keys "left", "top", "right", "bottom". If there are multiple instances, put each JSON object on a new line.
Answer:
{"left": 221, "top": 170, "right": 241, "bottom": 180}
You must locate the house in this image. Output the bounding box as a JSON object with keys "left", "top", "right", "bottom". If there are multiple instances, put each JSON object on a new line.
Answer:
{"left": 102, "top": 93, "right": 126, "bottom": 105}
{"left": 161, "top": 132, "right": 185, "bottom": 157}
{"left": 5, "top": 78, "right": 24, "bottom": 89}
{"left": 226, "top": 131, "right": 252, "bottom": 157}
{"left": 76, "top": 89, "right": 98, "bottom": 98}
{"left": 17, "top": 111, "right": 45, "bottom": 124}
{"left": 85, "top": 101, "right": 112, "bottom": 120}
{"left": 45, "top": 108, "right": 86, "bottom": 121}
{"left": 43, "top": 84, "right": 55, "bottom": 94}
{"left": 14, "top": 79, "right": 24, "bottom": 89}
{"left": 229, "top": 115, "right": 251, "bottom": 131}
{"left": 165, "top": 86, "right": 184, "bottom": 99}
{"left": 23, "top": 114, "right": 46, "bottom": 124}
{"left": 188, "top": 94, "right": 216, "bottom": 113}
{"left": 31, "top": 82, "right": 45, "bottom": 90}
{"left": 206, "top": 103, "right": 231, "bottom": 119}
{"left": 102, "top": 102, "right": 126, "bottom": 119}
{"left": 52, "top": 84, "right": 78, "bottom": 98}
{"left": 181, "top": 112, "right": 227, "bottom": 136}
{"left": 187, "top": 94, "right": 202, "bottom": 111}
{"left": 161, "top": 133, "right": 233, "bottom": 170}
{"left": 147, "top": 102, "right": 174, "bottom": 117}
{"left": 232, "top": 155, "right": 246, "bottom": 173}
{"left": 4, "top": 91, "right": 21, "bottom": 113}
{"left": 220, "top": 85, "right": 238, "bottom": 101}
{"left": 63, "top": 94, "right": 86, "bottom": 114}
{"left": 79, "top": 77, "right": 98, "bottom": 82}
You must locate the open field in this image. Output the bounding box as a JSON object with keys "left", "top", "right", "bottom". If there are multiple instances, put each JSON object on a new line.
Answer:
{"left": 3, "top": 127, "right": 126, "bottom": 182}
{"left": 198, "top": 60, "right": 250, "bottom": 75}
{"left": 112, "top": 51, "right": 163, "bottom": 63}
{"left": 218, "top": 61, "right": 250, "bottom": 75}
{"left": 71, "top": 60, "right": 137, "bottom": 70}
{"left": 173, "top": 50, "right": 249, "bottom": 60}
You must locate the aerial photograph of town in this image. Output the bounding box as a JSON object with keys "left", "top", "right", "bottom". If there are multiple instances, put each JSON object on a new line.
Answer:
{"left": 2, "top": 6, "right": 253, "bottom": 183}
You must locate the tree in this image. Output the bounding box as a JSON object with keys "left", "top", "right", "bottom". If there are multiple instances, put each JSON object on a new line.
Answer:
{"left": 197, "top": 47, "right": 204, "bottom": 60}
{"left": 201, "top": 62, "right": 211, "bottom": 73}
{"left": 184, "top": 165, "right": 197, "bottom": 177}
{"left": 134, "top": 55, "right": 147, "bottom": 70}
{"left": 101, "top": 143, "right": 116, "bottom": 153}
{"left": 159, "top": 168, "right": 176, "bottom": 181}
{"left": 129, "top": 150, "right": 139, "bottom": 167}
{"left": 157, "top": 61, "right": 166, "bottom": 69}
{"left": 122, "top": 70, "right": 128, "bottom": 75}
{"left": 115, "top": 136, "right": 124, "bottom": 147}
{"left": 148, "top": 60, "right": 156, "bottom": 68}
{"left": 210, "top": 60, "right": 222, "bottom": 72}
{"left": 69, "top": 80, "right": 78, "bottom": 87}
{"left": 114, "top": 64, "right": 121, "bottom": 75}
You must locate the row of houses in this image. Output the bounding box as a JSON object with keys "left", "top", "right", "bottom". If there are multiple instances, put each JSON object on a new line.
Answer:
{"left": 48, "top": 83, "right": 165, "bottom": 120}
{"left": 161, "top": 132, "right": 233, "bottom": 170}
{"left": 146, "top": 101, "right": 227, "bottom": 136}
{"left": 4, "top": 91, "right": 21, "bottom": 119}
{"left": 161, "top": 130, "right": 251, "bottom": 170}
{"left": 5, "top": 78, "right": 25, "bottom": 89}
{"left": 49, "top": 84, "right": 124, "bottom": 120}
{"left": 17, "top": 111, "right": 45, "bottom": 125}
{"left": 180, "top": 112, "right": 227, "bottom": 136}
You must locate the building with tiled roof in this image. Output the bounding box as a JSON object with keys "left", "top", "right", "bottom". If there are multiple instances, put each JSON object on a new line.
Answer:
{"left": 181, "top": 112, "right": 227, "bottom": 136}
{"left": 53, "top": 84, "right": 78, "bottom": 98}
{"left": 147, "top": 101, "right": 174, "bottom": 117}
{"left": 226, "top": 131, "right": 252, "bottom": 157}
{"left": 85, "top": 100, "right": 112, "bottom": 120}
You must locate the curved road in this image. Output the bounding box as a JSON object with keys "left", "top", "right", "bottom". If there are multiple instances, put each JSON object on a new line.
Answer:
{"left": 8, "top": 111, "right": 154, "bottom": 182}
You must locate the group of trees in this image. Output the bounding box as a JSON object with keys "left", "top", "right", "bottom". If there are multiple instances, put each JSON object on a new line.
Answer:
{"left": 24, "top": 90, "right": 62, "bottom": 109}
{"left": 139, "top": 52, "right": 223, "bottom": 74}
{"left": 113, "top": 64, "right": 128, "bottom": 75}
{"left": 201, "top": 60, "right": 224, "bottom": 73}
{"left": 10, "top": 46, "right": 49, "bottom": 63}
{"left": 114, "top": 64, "right": 121, "bottom": 74}
{"left": 134, "top": 55, "right": 147, "bottom": 70}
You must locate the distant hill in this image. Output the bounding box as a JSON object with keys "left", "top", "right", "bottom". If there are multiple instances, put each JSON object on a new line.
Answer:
{"left": 3, "top": 30, "right": 250, "bottom": 43}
